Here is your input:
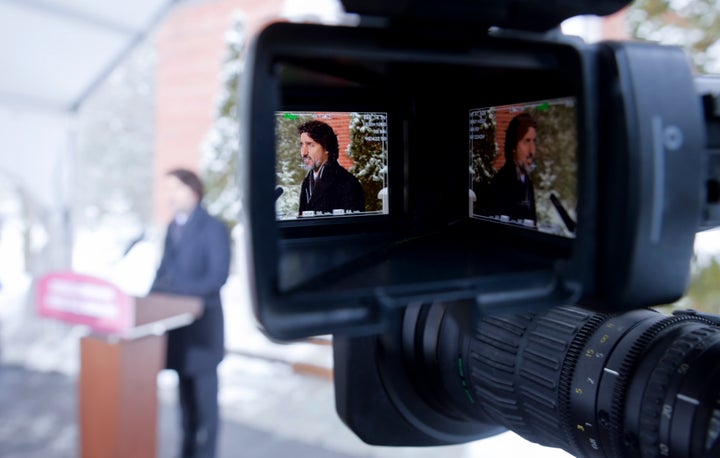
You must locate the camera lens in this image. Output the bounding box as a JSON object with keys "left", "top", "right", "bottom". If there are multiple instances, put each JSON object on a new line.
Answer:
{"left": 404, "top": 304, "right": 720, "bottom": 458}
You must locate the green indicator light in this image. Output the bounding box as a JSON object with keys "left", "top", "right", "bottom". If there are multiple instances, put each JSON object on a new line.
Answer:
{"left": 464, "top": 389, "right": 475, "bottom": 404}
{"left": 537, "top": 102, "right": 550, "bottom": 112}
{"left": 284, "top": 113, "right": 299, "bottom": 120}
{"left": 458, "top": 357, "right": 475, "bottom": 403}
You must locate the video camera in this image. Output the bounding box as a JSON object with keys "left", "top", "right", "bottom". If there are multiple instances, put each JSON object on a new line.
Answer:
{"left": 240, "top": 0, "right": 720, "bottom": 456}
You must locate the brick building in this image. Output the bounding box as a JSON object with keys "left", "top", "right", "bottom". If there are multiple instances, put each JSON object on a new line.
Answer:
{"left": 153, "top": 0, "right": 285, "bottom": 223}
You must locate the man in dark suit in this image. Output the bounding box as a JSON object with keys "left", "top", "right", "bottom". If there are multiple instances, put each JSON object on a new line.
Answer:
{"left": 487, "top": 112, "right": 538, "bottom": 225}
{"left": 151, "top": 168, "right": 231, "bottom": 458}
{"left": 298, "top": 120, "right": 365, "bottom": 215}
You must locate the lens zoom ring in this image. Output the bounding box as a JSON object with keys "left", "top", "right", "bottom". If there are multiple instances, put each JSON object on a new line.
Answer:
{"left": 469, "top": 307, "right": 597, "bottom": 449}
{"left": 556, "top": 308, "right": 608, "bottom": 455}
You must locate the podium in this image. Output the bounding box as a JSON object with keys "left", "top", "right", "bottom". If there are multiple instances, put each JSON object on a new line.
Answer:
{"left": 36, "top": 272, "right": 202, "bottom": 458}
{"left": 79, "top": 293, "right": 202, "bottom": 458}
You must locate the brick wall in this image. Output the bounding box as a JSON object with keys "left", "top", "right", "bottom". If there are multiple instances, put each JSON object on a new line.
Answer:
{"left": 316, "top": 112, "right": 354, "bottom": 170}
{"left": 153, "top": 0, "right": 284, "bottom": 223}
{"left": 491, "top": 106, "right": 522, "bottom": 170}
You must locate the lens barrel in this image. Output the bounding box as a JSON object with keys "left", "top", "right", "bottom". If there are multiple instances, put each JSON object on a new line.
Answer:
{"left": 408, "top": 304, "right": 720, "bottom": 457}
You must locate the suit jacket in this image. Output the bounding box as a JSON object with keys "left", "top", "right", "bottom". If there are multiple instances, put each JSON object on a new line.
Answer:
{"left": 151, "top": 206, "right": 231, "bottom": 375}
{"left": 299, "top": 160, "right": 365, "bottom": 214}
{"left": 486, "top": 161, "right": 537, "bottom": 223}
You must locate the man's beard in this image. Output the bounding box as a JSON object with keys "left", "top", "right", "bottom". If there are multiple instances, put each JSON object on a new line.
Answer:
{"left": 523, "top": 161, "right": 536, "bottom": 174}
{"left": 302, "top": 158, "right": 324, "bottom": 172}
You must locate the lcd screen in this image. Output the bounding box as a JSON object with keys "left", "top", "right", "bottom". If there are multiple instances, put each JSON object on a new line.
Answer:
{"left": 470, "top": 97, "right": 577, "bottom": 237}
{"left": 275, "top": 111, "right": 389, "bottom": 220}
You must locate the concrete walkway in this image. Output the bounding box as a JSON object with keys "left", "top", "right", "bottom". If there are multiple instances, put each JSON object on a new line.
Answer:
{"left": 0, "top": 355, "right": 473, "bottom": 458}
{"left": 0, "top": 353, "right": 571, "bottom": 458}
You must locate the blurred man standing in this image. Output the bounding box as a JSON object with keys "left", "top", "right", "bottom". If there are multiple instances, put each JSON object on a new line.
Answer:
{"left": 151, "top": 168, "right": 231, "bottom": 458}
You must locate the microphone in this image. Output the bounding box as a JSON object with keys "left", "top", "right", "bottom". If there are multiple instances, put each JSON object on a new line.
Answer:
{"left": 550, "top": 193, "right": 576, "bottom": 233}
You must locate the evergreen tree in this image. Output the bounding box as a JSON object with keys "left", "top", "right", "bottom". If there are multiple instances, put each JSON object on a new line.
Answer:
{"left": 469, "top": 108, "right": 497, "bottom": 214}
{"left": 628, "top": 0, "right": 720, "bottom": 73}
{"left": 200, "top": 12, "right": 246, "bottom": 228}
{"left": 347, "top": 113, "right": 388, "bottom": 212}
{"left": 529, "top": 102, "right": 577, "bottom": 236}
{"left": 470, "top": 108, "right": 498, "bottom": 185}
{"left": 275, "top": 113, "right": 314, "bottom": 218}
{"left": 76, "top": 35, "right": 156, "bottom": 231}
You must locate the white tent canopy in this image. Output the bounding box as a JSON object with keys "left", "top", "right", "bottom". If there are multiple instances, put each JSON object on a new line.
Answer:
{"left": 0, "top": 0, "right": 179, "bottom": 271}
{"left": 0, "top": 0, "right": 177, "bottom": 112}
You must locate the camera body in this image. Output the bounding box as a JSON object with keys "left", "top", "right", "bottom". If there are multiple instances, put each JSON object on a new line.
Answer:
{"left": 241, "top": 0, "right": 712, "bottom": 340}
{"left": 240, "top": 1, "right": 720, "bottom": 456}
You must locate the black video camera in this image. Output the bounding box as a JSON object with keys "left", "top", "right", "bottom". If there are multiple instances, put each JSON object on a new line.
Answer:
{"left": 240, "top": 1, "right": 720, "bottom": 456}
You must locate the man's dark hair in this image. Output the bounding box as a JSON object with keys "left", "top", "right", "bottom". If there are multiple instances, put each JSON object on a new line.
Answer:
{"left": 167, "top": 168, "right": 205, "bottom": 201}
{"left": 298, "top": 120, "right": 339, "bottom": 161}
{"left": 504, "top": 112, "right": 538, "bottom": 161}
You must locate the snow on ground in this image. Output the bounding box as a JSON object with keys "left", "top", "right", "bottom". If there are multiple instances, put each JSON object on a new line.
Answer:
{"left": 694, "top": 227, "right": 720, "bottom": 267}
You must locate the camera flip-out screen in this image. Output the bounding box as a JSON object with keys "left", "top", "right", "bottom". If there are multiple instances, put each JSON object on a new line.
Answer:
{"left": 243, "top": 21, "right": 595, "bottom": 338}
{"left": 470, "top": 97, "right": 578, "bottom": 237}
{"left": 275, "top": 111, "right": 389, "bottom": 220}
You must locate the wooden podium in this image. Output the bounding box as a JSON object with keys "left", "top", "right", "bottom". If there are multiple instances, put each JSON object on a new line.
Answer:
{"left": 78, "top": 293, "right": 202, "bottom": 458}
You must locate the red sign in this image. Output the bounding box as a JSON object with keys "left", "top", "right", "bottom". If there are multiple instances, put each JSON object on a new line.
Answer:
{"left": 37, "top": 271, "right": 134, "bottom": 334}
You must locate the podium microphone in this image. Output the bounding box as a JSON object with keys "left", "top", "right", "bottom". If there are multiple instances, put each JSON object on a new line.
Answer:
{"left": 550, "top": 193, "right": 576, "bottom": 233}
